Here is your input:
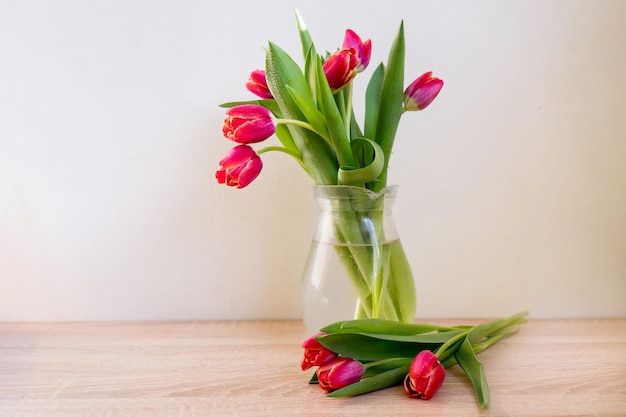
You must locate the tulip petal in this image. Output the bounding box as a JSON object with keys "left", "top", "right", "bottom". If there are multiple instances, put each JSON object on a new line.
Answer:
{"left": 327, "top": 364, "right": 410, "bottom": 397}
{"left": 343, "top": 29, "right": 372, "bottom": 72}
{"left": 316, "top": 357, "right": 364, "bottom": 391}
{"left": 404, "top": 350, "right": 446, "bottom": 400}
{"left": 223, "top": 105, "right": 275, "bottom": 144}
{"left": 246, "top": 70, "right": 273, "bottom": 99}
{"left": 403, "top": 72, "right": 444, "bottom": 111}
{"left": 215, "top": 145, "right": 263, "bottom": 189}
{"left": 301, "top": 333, "right": 338, "bottom": 370}
{"left": 322, "top": 48, "right": 360, "bottom": 91}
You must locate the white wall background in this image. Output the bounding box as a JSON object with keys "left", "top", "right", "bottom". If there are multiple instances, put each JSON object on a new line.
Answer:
{"left": 1, "top": 0, "right": 625, "bottom": 321}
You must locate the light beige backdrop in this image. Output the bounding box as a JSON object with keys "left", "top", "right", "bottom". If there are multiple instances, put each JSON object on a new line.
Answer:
{"left": 1, "top": 0, "right": 624, "bottom": 321}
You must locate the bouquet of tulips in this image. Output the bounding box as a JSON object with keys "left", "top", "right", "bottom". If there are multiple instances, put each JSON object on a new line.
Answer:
{"left": 215, "top": 10, "right": 444, "bottom": 325}
{"left": 215, "top": 11, "right": 443, "bottom": 190}
{"left": 301, "top": 311, "right": 529, "bottom": 407}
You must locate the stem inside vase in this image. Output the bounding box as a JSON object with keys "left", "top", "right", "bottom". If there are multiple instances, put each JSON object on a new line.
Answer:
{"left": 301, "top": 185, "right": 416, "bottom": 333}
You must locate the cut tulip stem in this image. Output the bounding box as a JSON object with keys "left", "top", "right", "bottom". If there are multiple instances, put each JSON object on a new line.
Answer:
{"left": 275, "top": 118, "right": 333, "bottom": 146}
{"left": 435, "top": 330, "right": 469, "bottom": 359}
{"left": 257, "top": 145, "right": 305, "bottom": 165}
{"left": 344, "top": 82, "right": 354, "bottom": 141}
{"left": 275, "top": 118, "right": 318, "bottom": 134}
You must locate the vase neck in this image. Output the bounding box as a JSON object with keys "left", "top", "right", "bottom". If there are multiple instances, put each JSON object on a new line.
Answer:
{"left": 312, "top": 185, "right": 398, "bottom": 211}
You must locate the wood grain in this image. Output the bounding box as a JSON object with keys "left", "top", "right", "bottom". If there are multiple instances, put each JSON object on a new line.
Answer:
{"left": 0, "top": 319, "right": 624, "bottom": 417}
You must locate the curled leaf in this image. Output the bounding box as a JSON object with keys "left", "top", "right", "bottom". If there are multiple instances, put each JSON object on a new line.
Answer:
{"left": 338, "top": 138, "right": 384, "bottom": 186}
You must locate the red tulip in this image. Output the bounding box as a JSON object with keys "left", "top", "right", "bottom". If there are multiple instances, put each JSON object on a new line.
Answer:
{"left": 222, "top": 104, "right": 275, "bottom": 144}
{"left": 245, "top": 69, "right": 273, "bottom": 99}
{"left": 403, "top": 350, "right": 446, "bottom": 400}
{"left": 301, "top": 333, "right": 338, "bottom": 371}
{"left": 322, "top": 48, "right": 360, "bottom": 92}
{"left": 403, "top": 71, "right": 444, "bottom": 111}
{"left": 215, "top": 145, "right": 262, "bottom": 189}
{"left": 316, "top": 357, "right": 364, "bottom": 392}
{"left": 342, "top": 29, "right": 371, "bottom": 73}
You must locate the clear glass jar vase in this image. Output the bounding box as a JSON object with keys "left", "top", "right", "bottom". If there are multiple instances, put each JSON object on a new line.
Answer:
{"left": 301, "top": 185, "right": 416, "bottom": 333}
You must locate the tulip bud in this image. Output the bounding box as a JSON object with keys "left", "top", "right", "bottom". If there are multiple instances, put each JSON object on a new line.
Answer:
{"left": 222, "top": 104, "right": 276, "bottom": 144}
{"left": 322, "top": 48, "right": 360, "bottom": 92}
{"left": 215, "top": 145, "right": 262, "bottom": 189}
{"left": 316, "top": 357, "right": 364, "bottom": 392}
{"left": 403, "top": 72, "right": 444, "bottom": 111}
{"left": 245, "top": 69, "right": 273, "bottom": 99}
{"left": 342, "top": 29, "right": 371, "bottom": 73}
{"left": 301, "top": 333, "right": 338, "bottom": 371}
{"left": 404, "top": 350, "right": 446, "bottom": 400}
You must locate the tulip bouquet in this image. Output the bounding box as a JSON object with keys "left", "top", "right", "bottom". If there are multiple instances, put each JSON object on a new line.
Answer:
{"left": 301, "top": 311, "right": 529, "bottom": 407}
{"left": 216, "top": 11, "right": 443, "bottom": 189}
{"left": 216, "top": 10, "right": 443, "bottom": 326}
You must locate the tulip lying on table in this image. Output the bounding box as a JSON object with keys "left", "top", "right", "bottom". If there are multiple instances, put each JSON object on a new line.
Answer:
{"left": 403, "top": 350, "right": 446, "bottom": 400}
{"left": 302, "top": 311, "right": 528, "bottom": 408}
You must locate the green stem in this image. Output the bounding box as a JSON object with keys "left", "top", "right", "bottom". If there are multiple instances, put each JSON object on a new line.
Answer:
{"left": 257, "top": 145, "right": 303, "bottom": 161}
{"left": 472, "top": 326, "right": 521, "bottom": 355}
{"left": 435, "top": 330, "right": 468, "bottom": 359}
{"left": 257, "top": 146, "right": 308, "bottom": 174}
{"left": 363, "top": 357, "right": 411, "bottom": 371}
{"left": 344, "top": 82, "right": 354, "bottom": 141}
{"left": 275, "top": 118, "right": 317, "bottom": 133}
{"left": 331, "top": 199, "right": 410, "bottom": 322}
{"left": 439, "top": 313, "right": 528, "bottom": 368}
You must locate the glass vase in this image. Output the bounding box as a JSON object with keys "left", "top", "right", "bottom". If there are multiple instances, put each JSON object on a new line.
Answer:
{"left": 301, "top": 185, "right": 416, "bottom": 333}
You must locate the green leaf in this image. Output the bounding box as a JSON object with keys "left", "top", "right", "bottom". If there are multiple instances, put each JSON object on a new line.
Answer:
{"left": 364, "top": 63, "right": 384, "bottom": 140}
{"left": 285, "top": 85, "right": 331, "bottom": 143}
{"left": 386, "top": 239, "right": 416, "bottom": 322}
{"left": 295, "top": 9, "right": 313, "bottom": 61}
{"left": 372, "top": 21, "right": 405, "bottom": 192}
{"left": 313, "top": 54, "right": 354, "bottom": 168}
{"left": 338, "top": 138, "right": 384, "bottom": 185}
{"left": 341, "top": 329, "right": 465, "bottom": 345}
{"left": 304, "top": 46, "right": 318, "bottom": 103}
{"left": 362, "top": 357, "right": 412, "bottom": 377}
{"left": 316, "top": 333, "right": 439, "bottom": 362}
{"left": 467, "top": 311, "right": 529, "bottom": 345}
{"left": 320, "top": 318, "right": 455, "bottom": 335}
{"left": 219, "top": 100, "right": 282, "bottom": 117}
{"left": 265, "top": 41, "right": 338, "bottom": 184}
{"left": 265, "top": 41, "right": 311, "bottom": 119}
{"left": 327, "top": 365, "right": 409, "bottom": 397}
{"left": 455, "top": 337, "right": 490, "bottom": 408}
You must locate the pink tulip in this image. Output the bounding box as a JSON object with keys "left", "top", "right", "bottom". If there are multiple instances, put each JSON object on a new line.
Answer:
{"left": 215, "top": 145, "right": 262, "bottom": 189}
{"left": 342, "top": 29, "right": 371, "bottom": 73}
{"left": 245, "top": 69, "right": 273, "bottom": 99}
{"left": 403, "top": 72, "right": 444, "bottom": 111}
{"left": 322, "top": 48, "right": 360, "bottom": 92}
{"left": 316, "top": 357, "right": 364, "bottom": 392}
{"left": 403, "top": 350, "right": 446, "bottom": 400}
{"left": 301, "top": 333, "right": 338, "bottom": 371}
{"left": 222, "top": 104, "right": 275, "bottom": 144}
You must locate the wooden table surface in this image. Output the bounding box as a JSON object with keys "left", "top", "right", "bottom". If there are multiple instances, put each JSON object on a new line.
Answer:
{"left": 0, "top": 319, "right": 624, "bottom": 417}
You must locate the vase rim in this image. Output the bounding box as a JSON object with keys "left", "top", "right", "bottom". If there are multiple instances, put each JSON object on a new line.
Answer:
{"left": 312, "top": 185, "right": 398, "bottom": 200}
